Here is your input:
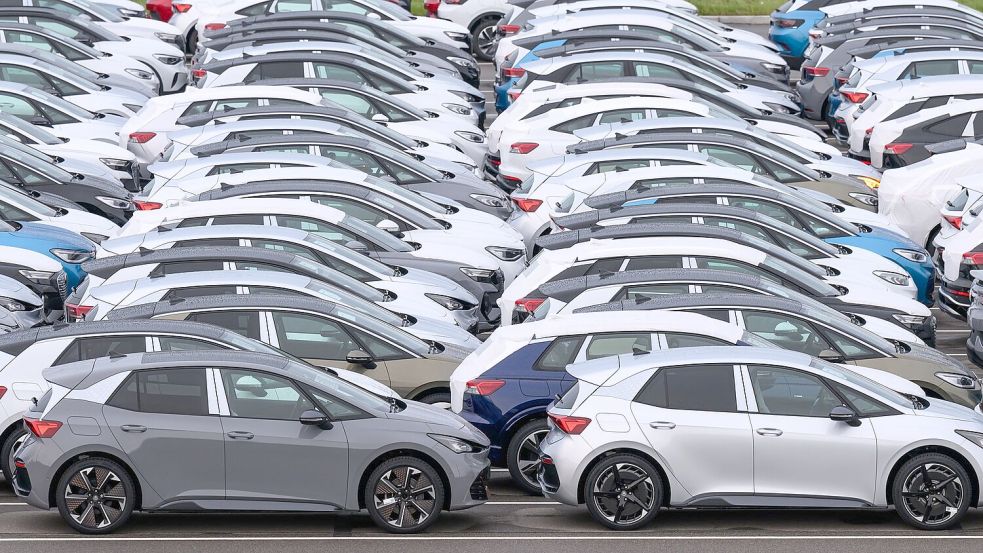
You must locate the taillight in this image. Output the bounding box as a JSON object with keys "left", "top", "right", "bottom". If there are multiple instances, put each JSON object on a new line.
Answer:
{"left": 775, "top": 18, "right": 803, "bottom": 28}
{"left": 865, "top": 127, "right": 874, "bottom": 137}
{"left": 835, "top": 76, "right": 848, "bottom": 86}
{"left": 512, "top": 197, "right": 542, "bottom": 212}
{"left": 841, "top": 91, "right": 868, "bottom": 104}
{"left": 803, "top": 66, "right": 830, "bottom": 77}
{"left": 204, "top": 23, "right": 227, "bottom": 31}
{"left": 884, "top": 143, "right": 913, "bottom": 155}
{"left": 192, "top": 68, "right": 207, "bottom": 79}
{"left": 548, "top": 413, "right": 591, "bottom": 434}
{"left": 508, "top": 91, "right": 521, "bottom": 102}
{"left": 0, "top": 386, "right": 6, "bottom": 399}
{"left": 502, "top": 175, "right": 523, "bottom": 188}
{"left": 133, "top": 200, "right": 163, "bottom": 210}
{"left": 65, "top": 303, "right": 93, "bottom": 320}
{"left": 498, "top": 24, "right": 521, "bottom": 35}
{"left": 502, "top": 67, "right": 525, "bottom": 78}
{"left": 963, "top": 251, "right": 983, "bottom": 265}
{"left": 510, "top": 142, "right": 538, "bottom": 154}
{"left": 128, "top": 131, "right": 157, "bottom": 144}
{"left": 423, "top": 0, "right": 439, "bottom": 15}
{"left": 465, "top": 379, "right": 505, "bottom": 396}
{"left": 24, "top": 417, "right": 61, "bottom": 438}
{"left": 172, "top": 2, "right": 191, "bottom": 12}
{"left": 515, "top": 297, "right": 545, "bottom": 313}
{"left": 947, "top": 215, "right": 964, "bottom": 230}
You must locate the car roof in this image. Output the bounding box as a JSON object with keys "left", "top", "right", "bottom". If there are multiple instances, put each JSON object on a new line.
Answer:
{"left": 582, "top": 180, "right": 820, "bottom": 212}
{"left": 569, "top": 132, "right": 805, "bottom": 168}
{"left": 487, "top": 309, "right": 750, "bottom": 342}
{"left": 0, "top": 319, "right": 236, "bottom": 356}
{"left": 82, "top": 245, "right": 309, "bottom": 277}
{"left": 195, "top": 179, "right": 377, "bottom": 202}
{"left": 176, "top": 104, "right": 349, "bottom": 126}
{"left": 867, "top": 73, "right": 983, "bottom": 96}
{"left": 189, "top": 132, "right": 375, "bottom": 158}
{"left": 104, "top": 293, "right": 344, "bottom": 321}
{"left": 540, "top": 267, "right": 770, "bottom": 301}
{"left": 201, "top": 51, "right": 398, "bottom": 72}
{"left": 817, "top": 26, "right": 967, "bottom": 46}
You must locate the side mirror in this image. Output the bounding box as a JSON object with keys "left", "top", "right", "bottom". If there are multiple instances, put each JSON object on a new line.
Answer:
{"left": 30, "top": 117, "right": 52, "bottom": 127}
{"left": 5, "top": 134, "right": 21, "bottom": 143}
{"left": 344, "top": 240, "right": 368, "bottom": 253}
{"left": 346, "top": 349, "right": 376, "bottom": 368}
{"left": 829, "top": 405, "right": 861, "bottom": 427}
{"left": 366, "top": 11, "right": 382, "bottom": 19}
{"left": 299, "top": 409, "right": 333, "bottom": 430}
{"left": 818, "top": 349, "right": 844, "bottom": 363}
{"left": 376, "top": 219, "right": 400, "bottom": 233}
{"left": 370, "top": 113, "right": 390, "bottom": 123}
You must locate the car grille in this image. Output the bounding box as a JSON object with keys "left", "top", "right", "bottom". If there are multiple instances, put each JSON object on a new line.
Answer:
{"left": 470, "top": 467, "right": 490, "bottom": 501}
{"left": 55, "top": 272, "right": 67, "bottom": 300}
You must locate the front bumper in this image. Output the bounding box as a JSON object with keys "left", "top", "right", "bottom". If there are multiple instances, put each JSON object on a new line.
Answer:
{"left": 447, "top": 450, "right": 491, "bottom": 511}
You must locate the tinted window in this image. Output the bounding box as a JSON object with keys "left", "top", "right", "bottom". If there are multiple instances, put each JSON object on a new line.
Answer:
{"left": 901, "top": 59, "right": 959, "bottom": 79}
{"left": 742, "top": 311, "right": 832, "bottom": 357}
{"left": 536, "top": 336, "right": 584, "bottom": 371}
{"left": 624, "top": 256, "right": 684, "bottom": 270}
{"left": 161, "top": 286, "right": 238, "bottom": 301}
{"left": 617, "top": 283, "right": 690, "bottom": 301}
{"left": 303, "top": 384, "right": 365, "bottom": 419}
{"left": 158, "top": 336, "right": 228, "bottom": 352}
{"left": 187, "top": 311, "right": 261, "bottom": 340}
{"left": 274, "top": 216, "right": 363, "bottom": 244}
{"left": 221, "top": 369, "right": 314, "bottom": 420}
{"left": 636, "top": 364, "right": 737, "bottom": 412}
{"left": 53, "top": 335, "right": 146, "bottom": 365}
{"left": 586, "top": 160, "right": 651, "bottom": 175}
{"left": 830, "top": 381, "right": 893, "bottom": 416}
{"left": 106, "top": 373, "right": 138, "bottom": 411}
{"left": 349, "top": 326, "right": 407, "bottom": 360}
{"left": 127, "top": 369, "right": 210, "bottom": 416}
{"left": 565, "top": 61, "right": 625, "bottom": 82}
{"left": 584, "top": 332, "right": 651, "bottom": 360}
{"left": 663, "top": 333, "right": 730, "bottom": 348}
{"left": 749, "top": 365, "right": 842, "bottom": 417}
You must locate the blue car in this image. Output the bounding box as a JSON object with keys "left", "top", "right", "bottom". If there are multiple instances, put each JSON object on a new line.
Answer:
{"left": 769, "top": 1, "right": 830, "bottom": 67}
{"left": 494, "top": 39, "right": 565, "bottom": 112}
{"left": 454, "top": 313, "right": 759, "bottom": 493}
{"left": 826, "top": 226, "right": 935, "bottom": 306}
{"left": 0, "top": 221, "right": 95, "bottom": 313}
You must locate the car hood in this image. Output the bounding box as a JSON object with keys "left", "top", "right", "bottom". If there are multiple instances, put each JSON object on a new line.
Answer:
{"left": 385, "top": 400, "right": 479, "bottom": 435}
{"left": 904, "top": 342, "right": 973, "bottom": 374}
{"left": 0, "top": 274, "right": 42, "bottom": 306}
{"left": 403, "top": 317, "right": 481, "bottom": 351}
{"left": 914, "top": 397, "right": 983, "bottom": 423}
{"left": 332, "top": 367, "right": 399, "bottom": 398}
{"left": 17, "top": 221, "right": 96, "bottom": 252}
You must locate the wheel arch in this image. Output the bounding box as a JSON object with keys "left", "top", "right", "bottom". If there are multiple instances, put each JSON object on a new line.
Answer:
{"left": 576, "top": 447, "right": 671, "bottom": 507}
{"left": 885, "top": 444, "right": 980, "bottom": 507}
{"left": 405, "top": 383, "right": 450, "bottom": 402}
{"left": 356, "top": 447, "right": 453, "bottom": 511}
{"left": 48, "top": 450, "right": 144, "bottom": 511}
{"left": 468, "top": 12, "right": 504, "bottom": 32}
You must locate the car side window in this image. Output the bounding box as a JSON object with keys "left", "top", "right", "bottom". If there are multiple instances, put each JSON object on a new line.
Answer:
{"left": 968, "top": 60, "right": 983, "bottom": 75}
{"left": 236, "top": 1, "right": 272, "bottom": 15}
{"left": 748, "top": 365, "right": 843, "bottom": 417}
{"left": 536, "top": 336, "right": 584, "bottom": 371}
{"left": 273, "top": 0, "right": 314, "bottom": 11}
{"left": 550, "top": 114, "right": 597, "bottom": 134}
{"left": 303, "top": 384, "right": 366, "bottom": 419}
{"left": 663, "top": 333, "right": 730, "bottom": 348}
{"left": 149, "top": 260, "right": 225, "bottom": 277}
{"left": 158, "top": 337, "right": 229, "bottom": 352}
{"left": 584, "top": 332, "right": 651, "bottom": 360}
{"left": 108, "top": 368, "right": 210, "bottom": 416}
{"left": 274, "top": 215, "right": 363, "bottom": 244}
{"left": 617, "top": 283, "right": 691, "bottom": 301}
{"left": 0, "top": 65, "right": 52, "bottom": 91}
{"left": 694, "top": 257, "right": 783, "bottom": 285}
{"left": 0, "top": 199, "right": 35, "bottom": 220}
{"left": 313, "top": 63, "right": 369, "bottom": 85}
{"left": 0, "top": 93, "right": 43, "bottom": 120}
{"left": 597, "top": 109, "right": 647, "bottom": 125}
{"left": 624, "top": 256, "right": 684, "bottom": 270}
{"left": 564, "top": 61, "right": 625, "bottom": 83}
{"left": 632, "top": 62, "right": 684, "bottom": 79}
{"left": 741, "top": 311, "right": 833, "bottom": 357}
{"left": 221, "top": 369, "right": 315, "bottom": 420}
{"left": 586, "top": 160, "right": 651, "bottom": 175}
{"left": 829, "top": 381, "right": 894, "bottom": 416}
{"left": 635, "top": 364, "right": 737, "bottom": 412}
{"left": 272, "top": 311, "right": 358, "bottom": 360}
{"left": 822, "top": 331, "right": 880, "bottom": 360}
{"left": 900, "top": 59, "right": 959, "bottom": 79}
{"left": 209, "top": 214, "right": 266, "bottom": 226}
{"left": 53, "top": 335, "right": 147, "bottom": 365}
{"left": 349, "top": 327, "right": 408, "bottom": 360}
{"left": 186, "top": 311, "right": 261, "bottom": 340}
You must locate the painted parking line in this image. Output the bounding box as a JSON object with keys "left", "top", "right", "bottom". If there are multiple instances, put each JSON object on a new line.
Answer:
{"left": 4, "top": 535, "right": 983, "bottom": 542}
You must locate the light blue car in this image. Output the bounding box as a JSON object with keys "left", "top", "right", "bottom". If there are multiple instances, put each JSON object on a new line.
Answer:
{"left": 0, "top": 221, "right": 95, "bottom": 314}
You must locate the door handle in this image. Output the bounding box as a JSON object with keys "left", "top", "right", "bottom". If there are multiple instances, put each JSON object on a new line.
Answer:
{"left": 120, "top": 425, "right": 146, "bottom": 433}
{"left": 649, "top": 421, "right": 676, "bottom": 429}
{"left": 226, "top": 431, "right": 254, "bottom": 440}
{"left": 756, "top": 428, "right": 783, "bottom": 436}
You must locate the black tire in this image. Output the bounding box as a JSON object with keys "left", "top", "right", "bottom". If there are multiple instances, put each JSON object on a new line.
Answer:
{"left": 55, "top": 457, "right": 135, "bottom": 534}
{"left": 471, "top": 16, "right": 500, "bottom": 61}
{"left": 892, "top": 453, "right": 972, "bottom": 530}
{"left": 0, "top": 427, "right": 27, "bottom": 486}
{"left": 506, "top": 418, "right": 548, "bottom": 494}
{"left": 584, "top": 453, "right": 662, "bottom": 530}
{"left": 416, "top": 392, "right": 451, "bottom": 409}
{"left": 364, "top": 456, "right": 445, "bottom": 533}
{"left": 186, "top": 29, "right": 198, "bottom": 55}
{"left": 926, "top": 226, "right": 941, "bottom": 256}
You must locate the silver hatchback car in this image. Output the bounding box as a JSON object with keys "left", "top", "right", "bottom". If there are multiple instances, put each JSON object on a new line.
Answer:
{"left": 12, "top": 351, "right": 490, "bottom": 534}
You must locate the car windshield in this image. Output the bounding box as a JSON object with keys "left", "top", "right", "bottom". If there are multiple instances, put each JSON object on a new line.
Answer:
{"left": 810, "top": 356, "right": 914, "bottom": 409}
{"left": 304, "top": 232, "right": 396, "bottom": 275}
{"left": 73, "top": 0, "right": 125, "bottom": 22}
{"left": 0, "top": 114, "right": 61, "bottom": 144}
{"left": 342, "top": 215, "right": 414, "bottom": 252}
{"left": 762, "top": 257, "right": 841, "bottom": 296}
{"left": 25, "top": 87, "right": 97, "bottom": 120}
{"left": 289, "top": 256, "right": 385, "bottom": 300}
{"left": 304, "top": 279, "right": 405, "bottom": 326}
{"left": 364, "top": 175, "right": 448, "bottom": 214}
{"left": 363, "top": 0, "right": 412, "bottom": 20}
{"left": 332, "top": 304, "right": 429, "bottom": 355}
{"left": 297, "top": 361, "right": 396, "bottom": 410}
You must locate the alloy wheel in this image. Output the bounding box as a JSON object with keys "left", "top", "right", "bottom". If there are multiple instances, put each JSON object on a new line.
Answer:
{"left": 373, "top": 466, "right": 438, "bottom": 529}
{"left": 63, "top": 466, "right": 127, "bottom": 530}
{"left": 900, "top": 462, "right": 964, "bottom": 526}
{"left": 475, "top": 26, "right": 498, "bottom": 58}
{"left": 4, "top": 432, "right": 26, "bottom": 479}
{"left": 514, "top": 428, "right": 548, "bottom": 489}
{"left": 591, "top": 462, "right": 656, "bottom": 526}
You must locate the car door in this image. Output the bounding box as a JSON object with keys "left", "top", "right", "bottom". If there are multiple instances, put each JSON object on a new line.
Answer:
{"left": 630, "top": 363, "right": 754, "bottom": 498}
{"left": 744, "top": 364, "right": 877, "bottom": 503}
{"left": 217, "top": 368, "right": 349, "bottom": 505}
{"left": 103, "top": 368, "right": 226, "bottom": 503}
{"left": 267, "top": 310, "right": 394, "bottom": 389}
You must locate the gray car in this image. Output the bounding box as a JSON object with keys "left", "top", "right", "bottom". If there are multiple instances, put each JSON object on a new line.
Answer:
{"left": 12, "top": 350, "right": 490, "bottom": 534}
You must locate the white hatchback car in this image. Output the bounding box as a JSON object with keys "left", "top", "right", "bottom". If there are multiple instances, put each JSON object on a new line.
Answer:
{"left": 540, "top": 346, "right": 983, "bottom": 530}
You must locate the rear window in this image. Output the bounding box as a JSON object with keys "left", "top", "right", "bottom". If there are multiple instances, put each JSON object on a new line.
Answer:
{"left": 554, "top": 381, "right": 579, "bottom": 409}
{"left": 946, "top": 188, "right": 971, "bottom": 211}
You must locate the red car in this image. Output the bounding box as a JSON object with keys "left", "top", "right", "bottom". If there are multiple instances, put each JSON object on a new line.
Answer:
{"left": 146, "top": 0, "right": 173, "bottom": 21}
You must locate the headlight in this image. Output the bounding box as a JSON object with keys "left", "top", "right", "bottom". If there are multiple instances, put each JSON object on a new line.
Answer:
{"left": 429, "top": 434, "right": 482, "bottom": 453}
{"left": 760, "top": 62, "right": 787, "bottom": 73}
{"left": 848, "top": 192, "right": 878, "bottom": 207}
{"left": 460, "top": 266, "right": 496, "bottom": 283}
{"left": 154, "top": 33, "right": 180, "bottom": 44}
{"left": 470, "top": 193, "right": 508, "bottom": 208}
{"left": 425, "top": 293, "right": 469, "bottom": 311}
{"left": 486, "top": 246, "right": 524, "bottom": 262}
{"left": 873, "top": 270, "right": 910, "bottom": 286}
{"left": 762, "top": 102, "right": 791, "bottom": 114}
{"left": 450, "top": 90, "right": 483, "bottom": 103}
{"left": 101, "top": 157, "right": 131, "bottom": 170}
{"left": 447, "top": 56, "right": 477, "bottom": 70}
{"left": 153, "top": 53, "right": 182, "bottom": 65}
{"left": 124, "top": 68, "right": 154, "bottom": 80}
{"left": 50, "top": 248, "right": 94, "bottom": 264}
{"left": 96, "top": 196, "right": 133, "bottom": 210}
{"left": 18, "top": 269, "right": 54, "bottom": 283}
{"left": 444, "top": 31, "right": 469, "bottom": 41}
{"left": 892, "top": 314, "right": 926, "bottom": 325}
{"left": 937, "top": 372, "right": 979, "bottom": 389}
{"left": 454, "top": 130, "right": 484, "bottom": 143}
{"left": 956, "top": 430, "right": 983, "bottom": 448}
{"left": 442, "top": 103, "right": 472, "bottom": 115}
{"left": 0, "top": 297, "right": 26, "bottom": 311}
{"left": 893, "top": 248, "right": 929, "bottom": 263}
